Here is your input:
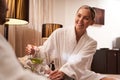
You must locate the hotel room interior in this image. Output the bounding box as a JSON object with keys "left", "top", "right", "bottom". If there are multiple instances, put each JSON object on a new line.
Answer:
{"left": 0, "top": 0, "right": 120, "bottom": 79}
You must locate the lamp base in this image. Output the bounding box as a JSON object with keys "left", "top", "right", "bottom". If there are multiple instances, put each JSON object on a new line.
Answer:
{"left": 4, "top": 24, "right": 9, "bottom": 40}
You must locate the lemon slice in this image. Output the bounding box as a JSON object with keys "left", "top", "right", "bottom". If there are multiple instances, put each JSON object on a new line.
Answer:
{"left": 30, "top": 58, "right": 43, "bottom": 64}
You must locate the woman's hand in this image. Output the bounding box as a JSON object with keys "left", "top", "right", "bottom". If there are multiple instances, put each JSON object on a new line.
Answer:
{"left": 48, "top": 70, "right": 65, "bottom": 80}
{"left": 25, "top": 44, "right": 37, "bottom": 55}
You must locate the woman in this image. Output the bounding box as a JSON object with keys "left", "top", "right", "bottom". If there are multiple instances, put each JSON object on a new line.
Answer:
{"left": 26, "top": 5, "right": 117, "bottom": 80}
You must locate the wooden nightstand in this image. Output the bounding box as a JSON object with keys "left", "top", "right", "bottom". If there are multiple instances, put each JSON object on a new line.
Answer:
{"left": 91, "top": 48, "right": 120, "bottom": 74}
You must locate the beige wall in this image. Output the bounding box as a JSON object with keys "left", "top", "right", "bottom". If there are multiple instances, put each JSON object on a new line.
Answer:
{"left": 52, "top": 0, "right": 65, "bottom": 27}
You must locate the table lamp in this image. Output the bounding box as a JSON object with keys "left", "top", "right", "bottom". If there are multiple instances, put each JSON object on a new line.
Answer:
{"left": 4, "top": 0, "right": 29, "bottom": 40}
{"left": 42, "top": 23, "right": 63, "bottom": 38}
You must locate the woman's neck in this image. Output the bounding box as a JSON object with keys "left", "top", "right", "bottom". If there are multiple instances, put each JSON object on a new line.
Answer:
{"left": 75, "top": 28, "right": 86, "bottom": 42}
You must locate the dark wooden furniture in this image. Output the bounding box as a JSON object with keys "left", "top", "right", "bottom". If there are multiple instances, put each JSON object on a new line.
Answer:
{"left": 91, "top": 48, "right": 120, "bottom": 74}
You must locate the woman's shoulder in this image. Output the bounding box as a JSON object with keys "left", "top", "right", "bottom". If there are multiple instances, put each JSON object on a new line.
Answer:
{"left": 85, "top": 32, "right": 97, "bottom": 44}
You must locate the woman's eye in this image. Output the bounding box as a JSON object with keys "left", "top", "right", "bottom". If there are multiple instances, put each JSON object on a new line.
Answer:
{"left": 85, "top": 18, "right": 89, "bottom": 20}
{"left": 84, "top": 17, "right": 90, "bottom": 20}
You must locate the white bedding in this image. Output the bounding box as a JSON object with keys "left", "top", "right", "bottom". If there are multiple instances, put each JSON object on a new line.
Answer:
{"left": 104, "top": 74, "right": 120, "bottom": 79}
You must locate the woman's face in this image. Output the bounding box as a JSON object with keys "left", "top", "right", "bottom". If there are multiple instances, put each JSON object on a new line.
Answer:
{"left": 0, "top": 0, "right": 7, "bottom": 25}
{"left": 75, "top": 8, "right": 94, "bottom": 31}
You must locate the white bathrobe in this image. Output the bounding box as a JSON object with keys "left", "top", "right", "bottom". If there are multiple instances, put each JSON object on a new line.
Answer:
{"left": 0, "top": 34, "right": 50, "bottom": 80}
{"left": 38, "top": 27, "right": 106, "bottom": 80}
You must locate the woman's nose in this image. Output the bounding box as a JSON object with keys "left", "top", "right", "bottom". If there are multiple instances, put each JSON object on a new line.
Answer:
{"left": 78, "top": 17, "right": 83, "bottom": 22}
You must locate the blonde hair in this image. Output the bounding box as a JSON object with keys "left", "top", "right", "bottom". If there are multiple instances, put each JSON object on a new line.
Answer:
{"left": 77, "top": 5, "right": 95, "bottom": 20}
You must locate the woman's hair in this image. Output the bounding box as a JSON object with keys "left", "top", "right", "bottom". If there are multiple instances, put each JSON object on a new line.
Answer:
{"left": 0, "top": 0, "right": 6, "bottom": 10}
{"left": 0, "top": 0, "right": 7, "bottom": 24}
{"left": 77, "top": 5, "right": 95, "bottom": 20}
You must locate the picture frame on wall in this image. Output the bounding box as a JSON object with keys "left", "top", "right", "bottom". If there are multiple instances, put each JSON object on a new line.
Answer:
{"left": 93, "top": 7, "right": 105, "bottom": 25}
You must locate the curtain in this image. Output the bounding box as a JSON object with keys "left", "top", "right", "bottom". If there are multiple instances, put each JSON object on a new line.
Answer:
{"left": 8, "top": 0, "right": 54, "bottom": 57}
{"left": 0, "top": 25, "right": 4, "bottom": 35}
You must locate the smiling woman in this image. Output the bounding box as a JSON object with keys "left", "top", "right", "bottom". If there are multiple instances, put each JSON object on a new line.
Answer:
{"left": 25, "top": 5, "right": 106, "bottom": 80}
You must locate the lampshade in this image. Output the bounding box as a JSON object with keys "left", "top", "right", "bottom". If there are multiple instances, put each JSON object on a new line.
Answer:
{"left": 42, "top": 23, "right": 63, "bottom": 38}
{"left": 5, "top": 0, "right": 29, "bottom": 25}
{"left": 3, "top": 0, "right": 29, "bottom": 40}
